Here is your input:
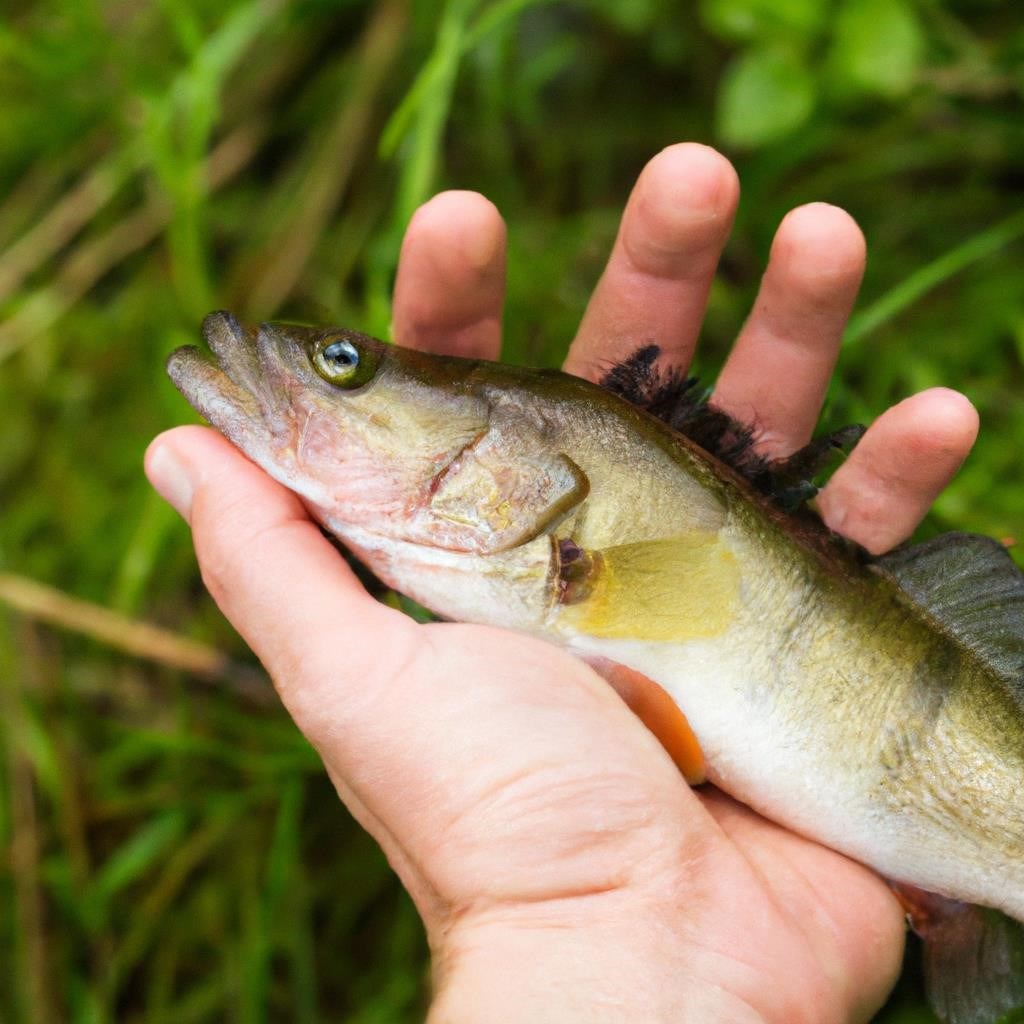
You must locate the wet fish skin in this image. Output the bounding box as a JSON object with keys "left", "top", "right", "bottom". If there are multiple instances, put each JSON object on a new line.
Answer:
{"left": 168, "top": 313, "right": 1024, "bottom": 930}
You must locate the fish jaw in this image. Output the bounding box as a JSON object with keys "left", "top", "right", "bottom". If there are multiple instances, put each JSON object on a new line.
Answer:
{"left": 167, "top": 342, "right": 271, "bottom": 455}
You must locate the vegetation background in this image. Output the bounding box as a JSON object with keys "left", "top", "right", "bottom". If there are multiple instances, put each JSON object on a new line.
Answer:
{"left": 1, "top": 0, "right": 1022, "bottom": 1020}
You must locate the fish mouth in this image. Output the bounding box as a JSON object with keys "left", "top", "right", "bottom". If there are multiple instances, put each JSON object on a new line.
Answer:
{"left": 167, "top": 311, "right": 299, "bottom": 450}
{"left": 201, "top": 310, "right": 263, "bottom": 397}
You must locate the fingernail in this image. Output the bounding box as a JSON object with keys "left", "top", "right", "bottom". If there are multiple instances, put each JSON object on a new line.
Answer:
{"left": 145, "top": 440, "right": 195, "bottom": 520}
{"left": 464, "top": 214, "right": 504, "bottom": 273}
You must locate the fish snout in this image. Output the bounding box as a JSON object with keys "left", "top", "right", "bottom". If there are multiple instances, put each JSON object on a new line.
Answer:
{"left": 201, "top": 311, "right": 265, "bottom": 398}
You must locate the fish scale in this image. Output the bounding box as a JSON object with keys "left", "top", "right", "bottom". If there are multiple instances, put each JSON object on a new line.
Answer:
{"left": 169, "top": 312, "right": 1024, "bottom": 1024}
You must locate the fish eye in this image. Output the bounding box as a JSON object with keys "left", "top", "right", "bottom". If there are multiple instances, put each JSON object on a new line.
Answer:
{"left": 312, "top": 337, "right": 377, "bottom": 388}
{"left": 322, "top": 339, "right": 358, "bottom": 373}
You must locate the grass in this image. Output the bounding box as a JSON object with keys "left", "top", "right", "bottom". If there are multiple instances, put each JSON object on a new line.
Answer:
{"left": 1, "top": 1, "right": 1023, "bottom": 1020}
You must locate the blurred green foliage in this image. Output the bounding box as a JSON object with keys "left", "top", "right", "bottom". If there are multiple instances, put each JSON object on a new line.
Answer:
{"left": 1, "top": 0, "right": 1023, "bottom": 1020}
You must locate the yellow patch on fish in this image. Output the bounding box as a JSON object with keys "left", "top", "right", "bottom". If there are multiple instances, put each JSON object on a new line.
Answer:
{"left": 560, "top": 533, "right": 740, "bottom": 642}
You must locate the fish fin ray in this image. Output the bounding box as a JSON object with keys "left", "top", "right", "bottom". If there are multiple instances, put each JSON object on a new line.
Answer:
{"left": 766, "top": 425, "right": 866, "bottom": 502}
{"left": 894, "top": 885, "right": 1024, "bottom": 1024}
{"left": 599, "top": 346, "right": 767, "bottom": 475}
{"left": 599, "top": 346, "right": 863, "bottom": 508}
{"left": 873, "top": 533, "right": 1024, "bottom": 702}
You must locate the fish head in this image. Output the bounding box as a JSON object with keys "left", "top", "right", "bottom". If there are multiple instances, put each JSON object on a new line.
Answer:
{"left": 167, "top": 312, "right": 501, "bottom": 544}
{"left": 167, "top": 313, "right": 730, "bottom": 635}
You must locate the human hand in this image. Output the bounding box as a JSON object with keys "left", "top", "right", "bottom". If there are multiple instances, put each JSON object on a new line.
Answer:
{"left": 147, "top": 143, "right": 978, "bottom": 1022}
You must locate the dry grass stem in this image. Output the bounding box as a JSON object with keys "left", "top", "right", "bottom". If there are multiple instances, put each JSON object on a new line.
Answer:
{"left": 0, "top": 117, "right": 267, "bottom": 364}
{"left": 0, "top": 155, "right": 132, "bottom": 304}
{"left": 0, "top": 572, "right": 271, "bottom": 704}
{"left": 244, "top": 0, "right": 408, "bottom": 315}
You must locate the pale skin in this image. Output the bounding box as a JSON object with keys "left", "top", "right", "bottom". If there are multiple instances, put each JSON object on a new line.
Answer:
{"left": 146, "top": 144, "right": 980, "bottom": 1022}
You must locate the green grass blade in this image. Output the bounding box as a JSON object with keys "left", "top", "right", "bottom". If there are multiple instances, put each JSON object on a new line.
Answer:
{"left": 392, "top": 0, "right": 478, "bottom": 228}
{"left": 79, "top": 811, "right": 187, "bottom": 931}
{"left": 846, "top": 208, "right": 1024, "bottom": 346}
{"left": 110, "top": 491, "right": 181, "bottom": 615}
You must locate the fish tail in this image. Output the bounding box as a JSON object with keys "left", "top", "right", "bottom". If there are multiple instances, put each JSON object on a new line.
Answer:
{"left": 894, "top": 884, "right": 1024, "bottom": 1024}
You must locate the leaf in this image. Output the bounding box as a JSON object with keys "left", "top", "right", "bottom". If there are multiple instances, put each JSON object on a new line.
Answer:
{"left": 716, "top": 47, "right": 816, "bottom": 148}
{"left": 700, "top": 0, "right": 825, "bottom": 43}
{"left": 79, "top": 812, "right": 187, "bottom": 930}
{"left": 829, "top": 0, "right": 925, "bottom": 98}
{"left": 594, "top": 0, "right": 659, "bottom": 34}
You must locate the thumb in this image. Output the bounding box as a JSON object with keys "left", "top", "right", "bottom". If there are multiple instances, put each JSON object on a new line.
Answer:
{"left": 144, "top": 425, "right": 419, "bottom": 741}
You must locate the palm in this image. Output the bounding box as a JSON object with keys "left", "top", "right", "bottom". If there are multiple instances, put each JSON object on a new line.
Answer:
{"left": 408, "top": 620, "right": 904, "bottom": 1022}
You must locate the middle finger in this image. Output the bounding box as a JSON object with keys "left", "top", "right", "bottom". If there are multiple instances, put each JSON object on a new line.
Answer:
{"left": 712, "top": 203, "right": 866, "bottom": 457}
{"left": 564, "top": 143, "right": 740, "bottom": 382}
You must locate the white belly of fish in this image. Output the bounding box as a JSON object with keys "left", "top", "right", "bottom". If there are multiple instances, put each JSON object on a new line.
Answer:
{"left": 335, "top": 523, "right": 1024, "bottom": 920}
{"left": 566, "top": 628, "right": 1024, "bottom": 923}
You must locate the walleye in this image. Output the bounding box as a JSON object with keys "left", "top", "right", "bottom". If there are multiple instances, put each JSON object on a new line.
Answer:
{"left": 169, "top": 312, "right": 1024, "bottom": 1024}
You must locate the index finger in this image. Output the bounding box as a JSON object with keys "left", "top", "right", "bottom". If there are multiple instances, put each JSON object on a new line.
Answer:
{"left": 392, "top": 190, "right": 507, "bottom": 360}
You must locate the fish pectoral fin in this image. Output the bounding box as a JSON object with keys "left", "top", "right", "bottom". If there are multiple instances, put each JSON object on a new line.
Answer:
{"left": 585, "top": 656, "right": 706, "bottom": 785}
{"left": 558, "top": 534, "right": 740, "bottom": 642}
{"left": 892, "top": 883, "right": 1024, "bottom": 1024}
{"left": 430, "top": 432, "right": 589, "bottom": 553}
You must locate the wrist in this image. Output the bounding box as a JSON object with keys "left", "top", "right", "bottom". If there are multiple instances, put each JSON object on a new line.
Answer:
{"left": 426, "top": 896, "right": 763, "bottom": 1024}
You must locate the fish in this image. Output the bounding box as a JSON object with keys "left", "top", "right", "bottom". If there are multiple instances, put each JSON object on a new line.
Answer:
{"left": 168, "top": 312, "right": 1024, "bottom": 1024}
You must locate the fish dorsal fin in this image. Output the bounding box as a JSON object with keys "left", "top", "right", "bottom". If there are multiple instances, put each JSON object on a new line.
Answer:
{"left": 600, "top": 346, "right": 767, "bottom": 474}
{"left": 599, "top": 345, "right": 863, "bottom": 509}
{"left": 873, "top": 532, "right": 1024, "bottom": 692}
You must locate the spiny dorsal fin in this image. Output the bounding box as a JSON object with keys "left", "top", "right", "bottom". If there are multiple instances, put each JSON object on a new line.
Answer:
{"left": 873, "top": 533, "right": 1024, "bottom": 696}
{"left": 600, "top": 345, "right": 863, "bottom": 508}
{"left": 600, "top": 345, "right": 766, "bottom": 473}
